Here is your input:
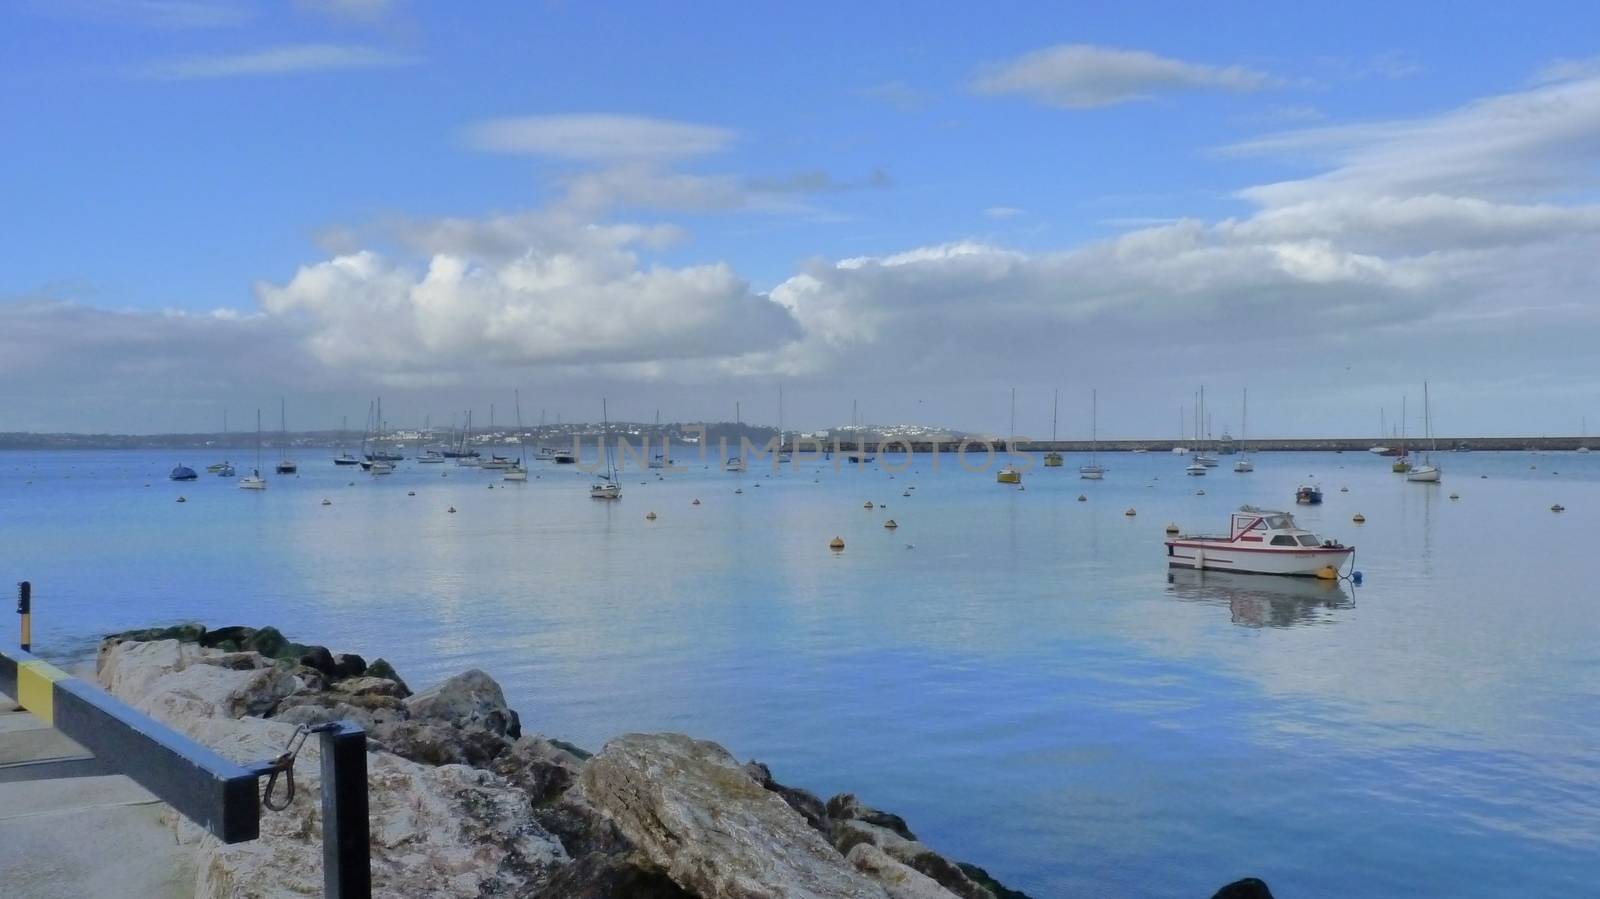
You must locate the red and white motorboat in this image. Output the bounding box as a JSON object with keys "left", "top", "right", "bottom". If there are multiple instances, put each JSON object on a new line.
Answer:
{"left": 1165, "top": 506, "right": 1353, "bottom": 577}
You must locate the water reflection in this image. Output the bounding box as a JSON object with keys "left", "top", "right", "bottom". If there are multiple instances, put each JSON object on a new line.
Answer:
{"left": 1166, "top": 568, "right": 1354, "bottom": 628}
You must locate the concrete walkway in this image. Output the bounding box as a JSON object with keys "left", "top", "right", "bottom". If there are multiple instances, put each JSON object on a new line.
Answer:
{"left": 0, "top": 693, "right": 194, "bottom": 898}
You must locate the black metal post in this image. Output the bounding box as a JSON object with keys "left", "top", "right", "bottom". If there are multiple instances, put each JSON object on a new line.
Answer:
{"left": 319, "top": 723, "right": 371, "bottom": 899}
{"left": 16, "top": 581, "right": 31, "bottom": 653}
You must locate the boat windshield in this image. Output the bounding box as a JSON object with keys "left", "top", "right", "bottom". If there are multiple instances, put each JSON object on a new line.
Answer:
{"left": 1264, "top": 514, "right": 1292, "bottom": 529}
{"left": 1297, "top": 534, "right": 1323, "bottom": 547}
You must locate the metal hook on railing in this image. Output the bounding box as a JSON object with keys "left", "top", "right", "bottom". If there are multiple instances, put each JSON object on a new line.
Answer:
{"left": 259, "top": 722, "right": 339, "bottom": 812}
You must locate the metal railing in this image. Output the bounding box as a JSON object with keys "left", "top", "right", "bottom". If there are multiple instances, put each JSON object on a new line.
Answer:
{"left": 3, "top": 581, "right": 371, "bottom": 898}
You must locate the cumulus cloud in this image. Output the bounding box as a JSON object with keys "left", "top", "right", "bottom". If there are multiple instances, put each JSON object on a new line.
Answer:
{"left": 140, "top": 43, "right": 416, "bottom": 79}
{"left": 972, "top": 44, "right": 1280, "bottom": 108}
{"left": 254, "top": 232, "right": 800, "bottom": 378}
{"left": 463, "top": 115, "right": 736, "bottom": 161}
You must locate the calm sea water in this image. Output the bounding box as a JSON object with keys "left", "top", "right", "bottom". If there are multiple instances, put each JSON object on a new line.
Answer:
{"left": 4, "top": 447, "right": 1598, "bottom": 897}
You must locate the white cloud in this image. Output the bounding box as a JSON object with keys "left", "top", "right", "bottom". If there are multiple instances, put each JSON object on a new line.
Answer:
{"left": 140, "top": 43, "right": 417, "bottom": 79}
{"left": 255, "top": 232, "right": 800, "bottom": 378}
{"left": 463, "top": 115, "right": 736, "bottom": 161}
{"left": 972, "top": 44, "right": 1281, "bottom": 108}
{"left": 1225, "top": 74, "right": 1600, "bottom": 205}
{"left": 984, "top": 206, "right": 1026, "bottom": 220}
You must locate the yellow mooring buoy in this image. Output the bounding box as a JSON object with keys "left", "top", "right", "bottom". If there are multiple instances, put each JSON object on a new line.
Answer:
{"left": 1316, "top": 566, "right": 1339, "bottom": 580}
{"left": 829, "top": 536, "right": 845, "bottom": 550}
{"left": 1165, "top": 523, "right": 1180, "bottom": 535}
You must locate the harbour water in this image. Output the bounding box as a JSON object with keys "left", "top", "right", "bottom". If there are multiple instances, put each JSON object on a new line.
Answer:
{"left": 4, "top": 448, "right": 1598, "bottom": 897}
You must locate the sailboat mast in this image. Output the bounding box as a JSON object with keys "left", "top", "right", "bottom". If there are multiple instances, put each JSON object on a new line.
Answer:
{"left": 1051, "top": 388, "right": 1059, "bottom": 443}
{"left": 1009, "top": 387, "right": 1016, "bottom": 446}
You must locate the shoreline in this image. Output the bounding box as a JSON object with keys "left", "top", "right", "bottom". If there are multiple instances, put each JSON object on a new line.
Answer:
{"left": 90, "top": 622, "right": 1271, "bottom": 899}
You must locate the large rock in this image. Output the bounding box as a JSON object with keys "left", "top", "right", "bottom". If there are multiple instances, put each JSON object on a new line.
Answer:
{"left": 582, "top": 733, "right": 888, "bottom": 899}
{"left": 96, "top": 640, "right": 568, "bottom": 898}
{"left": 831, "top": 821, "right": 993, "bottom": 899}
{"left": 846, "top": 844, "right": 959, "bottom": 899}
{"left": 828, "top": 793, "right": 917, "bottom": 841}
{"left": 406, "top": 669, "right": 521, "bottom": 738}
{"left": 370, "top": 720, "right": 511, "bottom": 768}
{"left": 528, "top": 850, "right": 695, "bottom": 899}
{"left": 1212, "top": 878, "right": 1275, "bottom": 899}
{"left": 96, "top": 638, "right": 206, "bottom": 701}
{"left": 100, "top": 644, "right": 299, "bottom": 721}
{"left": 272, "top": 691, "right": 408, "bottom": 732}
{"left": 746, "top": 760, "right": 830, "bottom": 835}
{"left": 493, "top": 735, "right": 586, "bottom": 805}
{"left": 364, "top": 658, "right": 410, "bottom": 696}
{"left": 330, "top": 676, "right": 409, "bottom": 700}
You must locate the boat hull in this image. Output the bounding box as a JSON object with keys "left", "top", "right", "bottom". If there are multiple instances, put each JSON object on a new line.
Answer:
{"left": 1406, "top": 466, "right": 1440, "bottom": 482}
{"left": 1165, "top": 540, "right": 1352, "bottom": 577}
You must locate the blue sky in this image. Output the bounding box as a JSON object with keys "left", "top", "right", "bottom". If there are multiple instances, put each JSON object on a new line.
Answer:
{"left": 4, "top": 1, "right": 1600, "bottom": 435}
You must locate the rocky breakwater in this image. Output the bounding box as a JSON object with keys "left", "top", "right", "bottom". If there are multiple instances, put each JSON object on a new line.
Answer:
{"left": 95, "top": 623, "right": 1272, "bottom": 899}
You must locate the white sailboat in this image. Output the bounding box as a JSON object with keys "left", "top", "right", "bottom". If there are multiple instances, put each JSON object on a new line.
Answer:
{"left": 649, "top": 409, "right": 673, "bottom": 468}
{"left": 725, "top": 402, "right": 747, "bottom": 472}
{"left": 998, "top": 388, "right": 1022, "bottom": 484}
{"left": 1233, "top": 389, "right": 1254, "bottom": 472}
{"left": 239, "top": 410, "right": 267, "bottom": 490}
{"left": 504, "top": 391, "right": 529, "bottom": 481}
{"left": 1406, "top": 381, "right": 1441, "bottom": 483}
{"left": 1578, "top": 417, "right": 1590, "bottom": 453}
{"left": 208, "top": 409, "right": 231, "bottom": 472}
{"left": 591, "top": 399, "right": 622, "bottom": 498}
{"left": 1192, "top": 388, "right": 1218, "bottom": 467}
{"left": 1079, "top": 389, "right": 1104, "bottom": 479}
{"left": 776, "top": 386, "right": 792, "bottom": 465}
{"left": 1044, "top": 388, "right": 1064, "bottom": 467}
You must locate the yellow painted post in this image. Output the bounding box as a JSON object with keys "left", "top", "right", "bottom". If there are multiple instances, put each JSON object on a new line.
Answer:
{"left": 16, "top": 580, "right": 30, "bottom": 653}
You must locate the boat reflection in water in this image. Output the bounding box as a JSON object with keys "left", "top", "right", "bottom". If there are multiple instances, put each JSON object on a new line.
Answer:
{"left": 1166, "top": 568, "right": 1354, "bottom": 628}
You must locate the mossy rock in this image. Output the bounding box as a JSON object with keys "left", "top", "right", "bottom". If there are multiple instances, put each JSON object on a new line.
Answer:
{"left": 109, "top": 622, "right": 207, "bottom": 644}
{"left": 364, "top": 658, "right": 410, "bottom": 697}
{"left": 957, "top": 862, "right": 1033, "bottom": 899}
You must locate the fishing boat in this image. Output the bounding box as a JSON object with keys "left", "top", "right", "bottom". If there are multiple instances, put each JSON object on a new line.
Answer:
{"left": 999, "top": 388, "right": 1023, "bottom": 485}
{"left": 274, "top": 398, "right": 297, "bottom": 474}
{"left": 1186, "top": 462, "right": 1208, "bottom": 476}
{"left": 1233, "top": 389, "right": 1254, "bottom": 472}
{"left": 504, "top": 391, "right": 529, "bottom": 481}
{"left": 1295, "top": 484, "right": 1323, "bottom": 504}
{"left": 591, "top": 399, "right": 622, "bottom": 498}
{"left": 1406, "top": 381, "right": 1441, "bottom": 483}
{"left": 1165, "top": 507, "right": 1353, "bottom": 577}
{"left": 553, "top": 448, "right": 577, "bottom": 464}
{"left": 1079, "top": 388, "right": 1104, "bottom": 479}
{"left": 1044, "top": 388, "right": 1064, "bottom": 467}
{"left": 239, "top": 410, "right": 267, "bottom": 490}
{"left": 170, "top": 464, "right": 198, "bottom": 481}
